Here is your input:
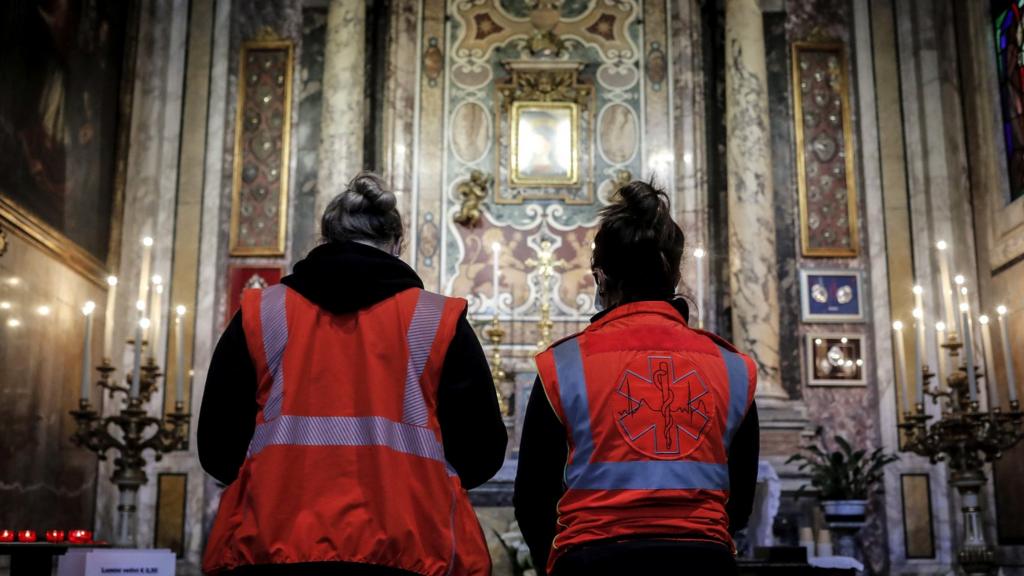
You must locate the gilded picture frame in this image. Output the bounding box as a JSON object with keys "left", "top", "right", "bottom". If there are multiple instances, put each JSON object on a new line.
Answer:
{"left": 799, "top": 269, "right": 864, "bottom": 323}
{"left": 510, "top": 101, "right": 579, "bottom": 187}
{"left": 806, "top": 333, "right": 867, "bottom": 386}
{"left": 229, "top": 37, "right": 294, "bottom": 257}
{"left": 494, "top": 61, "right": 594, "bottom": 205}
{"left": 0, "top": 0, "right": 138, "bottom": 285}
{"left": 792, "top": 41, "right": 859, "bottom": 258}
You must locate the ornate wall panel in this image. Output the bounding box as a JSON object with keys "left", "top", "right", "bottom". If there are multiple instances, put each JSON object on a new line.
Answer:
{"left": 229, "top": 38, "right": 294, "bottom": 256}
{"left": 792, "top": 41, "right": 859, "bottom": 258}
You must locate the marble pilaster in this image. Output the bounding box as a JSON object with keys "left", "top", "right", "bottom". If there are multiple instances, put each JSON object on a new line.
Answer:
{"left": 96, "top": 0, "right": 190, "bottom": 548}
{"left": 724, "top": 0, "right": 785, "bottom": 400}
{"left": 671, "top": 0, "right": 712, "bottom": 330}
{"left": 316, "top": 0, "right": 366, "bottom": 221}
{"left": 291, "top": 7, "right": 329, "bottom": 263}
{"left": 193, "top": 0, "right": 233, "bottom": 564}
{"left": 381, "top": 0, "right": 421, "bottom": 262}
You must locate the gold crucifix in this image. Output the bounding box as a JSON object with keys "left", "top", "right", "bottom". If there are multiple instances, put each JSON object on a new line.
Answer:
{"left": 526, "top": 240, "right": 567, "bottom": 351}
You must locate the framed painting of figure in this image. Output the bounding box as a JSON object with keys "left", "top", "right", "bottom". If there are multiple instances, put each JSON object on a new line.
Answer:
{"left": 800, "top": 269, "right": 864, "bottom": 323}
{"left": 510, "top": 101, "right": 579, "bottom": 187}
{"left": 0, "top": 0, "right": 137, "bottom": 282}
{"left": 806, "top": 334, "right": 866, "bottom": 386}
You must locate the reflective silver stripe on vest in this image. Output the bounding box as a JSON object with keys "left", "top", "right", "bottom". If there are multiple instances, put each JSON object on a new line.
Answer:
{"left": 717, "top": 345, "right": 750, "bottom": 448}
{"left": 402, "top": 291, "right": 445, "bottom": 426}
{"left": 247, "top": 288, "right": 453, "bottom": 474}
{"left": 247, "top": 415, "right": 448, "bottom": 464}
{"left": 260, "top": 284, "right": 289, "bottom": 421}
{"left": 553, "top": 337, "right": 745, "bottom": 491}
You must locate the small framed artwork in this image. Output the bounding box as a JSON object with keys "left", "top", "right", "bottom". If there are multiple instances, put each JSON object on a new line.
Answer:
{"left": 806, "top": 334, "right": 866, "bottom": 386}
{"left": 800, "top": 269, "right": 863, "bottom": 323}
{"left": 510, "top": 101, "right": 579, "bottom": 187}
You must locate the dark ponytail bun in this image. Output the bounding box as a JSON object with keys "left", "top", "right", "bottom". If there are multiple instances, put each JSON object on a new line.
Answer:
{"left": 349, "top": 174, "right": 398, "bottom": 213}
{"left": 593, "top": 180, "right": 685, "bottom": 302}
{"left": 617, "top": 180, "right": 664, "bottom": 224}
{"left": 321, "top": 172, "right": 403, "bottom": 247}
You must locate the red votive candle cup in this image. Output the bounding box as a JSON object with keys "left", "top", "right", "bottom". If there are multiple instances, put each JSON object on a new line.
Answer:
{"left": 0, "top": 530, "right": 14, "bottom": 542}
{"left": 45, "top": 530, "right": 65, "bottom": 543}
{"left": 68, "top": 530, "right": 92, "bottom": 544}
{"left": 17, "top": 530, "right": 37, "bottom": 542}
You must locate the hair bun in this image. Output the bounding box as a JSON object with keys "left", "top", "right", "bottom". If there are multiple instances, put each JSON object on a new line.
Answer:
{"left": 617, "top": 180, "right": 666, "bottom": 224}
{"left": 349, "top": 173, "right": 397, "bottom": 213}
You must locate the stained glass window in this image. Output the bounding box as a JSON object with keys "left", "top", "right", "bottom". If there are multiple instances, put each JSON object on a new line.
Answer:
{"left": 994, "top": 0, "right": 1024, "bottom": 202}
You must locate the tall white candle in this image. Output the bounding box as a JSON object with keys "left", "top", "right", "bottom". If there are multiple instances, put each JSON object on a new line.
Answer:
{"left": 936, "top": 241, "right": 957, "bottom": 338}
{"left": 138, "top": 237, "right": 154, "bottom": 317}
{"left": 131, "top": 317, "right": 149, "bottom": 399}
{"left": 954, "top": 275, "right": 967, "bottom": 340}
{"left": 694, "top": 248, "right": 706, "bottom": 329}
{"left": 912, "top": 285, "right": 925, "bottom": 406}
{"left": 103, "top": 276, "right": 118, "bottom": 359}
{"left": 978, "top": 315, "right": 1000, "bottom": 410}
{"left": 174, "top": 305, "right": 186, "bottom": 405}
{"left": 997, "top": 305, "right": 1018, "bottom": 404}
{"left": 149, "top": 276, "right": 163, "bottom": 354}
{"left": 80, "top": 302, "right": 96, "bottom": 402}
{"left": 491, "top": 242, "right": 501, "bottom": 314}
{"left": 893, "top": 321, "right": 911, "bottom": 414}
{"left": 960, "top": 302, "right": 978, "bottom": 403}
{"left": 934, "top": 321, "right": 947, "bottom": 388}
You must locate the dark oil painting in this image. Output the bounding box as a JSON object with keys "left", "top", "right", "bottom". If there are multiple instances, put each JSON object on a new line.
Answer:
{"left": 0, "top": 0, "right": 130, "bottom": 263}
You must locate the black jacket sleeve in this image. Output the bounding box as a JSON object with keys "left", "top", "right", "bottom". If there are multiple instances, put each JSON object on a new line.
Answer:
{"left": 726, "top": 402, "right": 759, "bottom": 534}
{"left": 436, "top": 313, "right": 508, "bottom": 489}
{"left": 514, "top": 379, "right": 566, "bottom": 573}
{"left": 197, "top": 312, "right": 259, "bottom": 486}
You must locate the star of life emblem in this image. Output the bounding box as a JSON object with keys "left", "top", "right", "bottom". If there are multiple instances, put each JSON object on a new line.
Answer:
{"left": 615, "top": 355, "right": 712, "bottom": 459}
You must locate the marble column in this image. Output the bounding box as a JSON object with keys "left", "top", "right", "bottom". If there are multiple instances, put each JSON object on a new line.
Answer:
{"left": 724, "top": 0, "right": 785, "bottom": 399}
{"left": 316, "top": 0, "right": 366, "bottom": 219}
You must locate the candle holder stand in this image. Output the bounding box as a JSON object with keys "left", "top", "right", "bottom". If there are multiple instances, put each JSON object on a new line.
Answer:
{"left": 69, "top": 354, "right": 190, "bottom": 547}
{"left": 485, "top": 314, "right": 514, "bottom": 418}
{"left": 898, "top": 335, "right": 1023, "bottom": 575}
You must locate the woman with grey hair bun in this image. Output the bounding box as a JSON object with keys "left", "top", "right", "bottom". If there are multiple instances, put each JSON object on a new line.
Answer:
{"left": 199, "top": 172, "right": 506, "bottom": 575}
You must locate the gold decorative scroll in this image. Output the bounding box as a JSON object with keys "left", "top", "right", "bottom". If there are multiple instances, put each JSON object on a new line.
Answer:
{"left": 229, "top": 38, "right": 293, "bottom": 257}
{"left": 792, "top": 41, "right": 859, "bottom": 258}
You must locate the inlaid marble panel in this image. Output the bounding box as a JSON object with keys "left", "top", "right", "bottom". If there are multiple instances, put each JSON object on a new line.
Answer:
{"left": 229, "top": 42, "right": 293, "bottom": 256}
{"left": 441, "top": 0, "right": 660, "bottom": 325}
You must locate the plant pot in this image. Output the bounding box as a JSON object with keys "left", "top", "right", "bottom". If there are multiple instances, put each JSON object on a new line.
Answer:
{"left": 821, "top": 499, "right": 868, "bottom": 524}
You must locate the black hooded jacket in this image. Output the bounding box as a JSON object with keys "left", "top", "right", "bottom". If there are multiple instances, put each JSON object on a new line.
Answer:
{"left": 198, "top": 241, "right": 507, "bottom": 575}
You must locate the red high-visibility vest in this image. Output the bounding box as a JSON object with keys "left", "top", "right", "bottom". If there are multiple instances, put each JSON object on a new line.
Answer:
{"left": 534, "top": 301, "right": 757, "bottom": 573}
{"left": 203, "top": 285, "right": 491, "bottom": 575}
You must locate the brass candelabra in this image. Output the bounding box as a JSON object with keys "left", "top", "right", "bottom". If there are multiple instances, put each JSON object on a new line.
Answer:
{"left": 485, "top": 314, "right": 513, "bottom": 417}
{"left": 69, "top": 350, "right": 190, "bottom": 547}
{"left": 898, "top": 334, "right": 1023, "bottom": 575}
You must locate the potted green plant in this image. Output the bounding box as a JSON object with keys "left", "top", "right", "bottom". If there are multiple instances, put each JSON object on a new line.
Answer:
{"left": 786, "top": 428, "right": 899, "bottom": 522}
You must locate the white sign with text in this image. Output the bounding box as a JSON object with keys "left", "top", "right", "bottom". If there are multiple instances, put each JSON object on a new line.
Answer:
{"left": 57, "top": 549, "right": 175, "bottom": 576}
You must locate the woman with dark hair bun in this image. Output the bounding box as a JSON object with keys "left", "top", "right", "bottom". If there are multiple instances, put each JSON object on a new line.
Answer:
{"left": 515, "top": 180, "right": 760, "bottom": 576}
{"left": 199, "top": 172, "right": 505, "bottom": 575}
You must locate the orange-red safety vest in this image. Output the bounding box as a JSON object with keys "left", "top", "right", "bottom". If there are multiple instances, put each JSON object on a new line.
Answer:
{"left": 534, "top": 301, "right": 757, "bottom": 573}
{"left": 203, "top": 284, "right": 491, "bottom": 575}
